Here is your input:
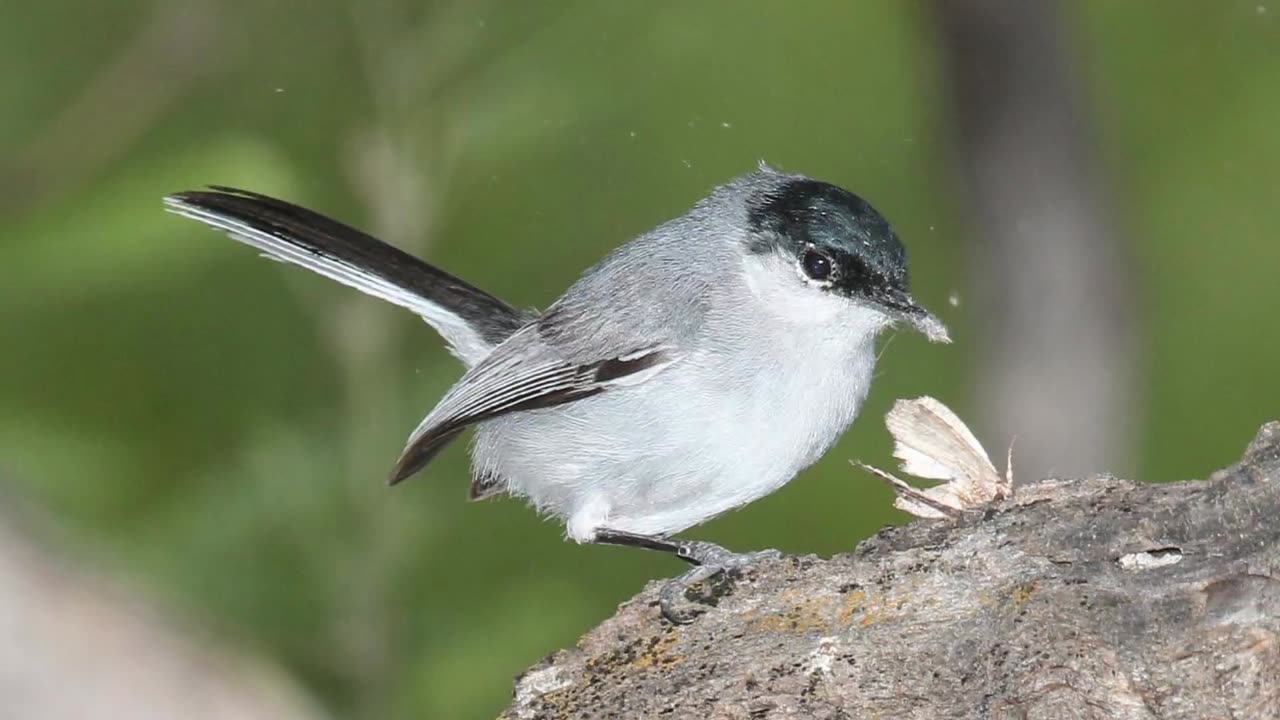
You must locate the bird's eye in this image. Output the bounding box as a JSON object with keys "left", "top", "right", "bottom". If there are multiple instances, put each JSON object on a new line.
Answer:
{"left": 801, "top": 248, "right": 834, "bottom": 282}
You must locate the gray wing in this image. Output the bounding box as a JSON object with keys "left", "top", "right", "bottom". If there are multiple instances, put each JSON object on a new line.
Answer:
{"left": 389, "top": 210, "right": 722, "bottom": 483}
{"left": 389, "top": 325, "right": 675, "bottom": 483}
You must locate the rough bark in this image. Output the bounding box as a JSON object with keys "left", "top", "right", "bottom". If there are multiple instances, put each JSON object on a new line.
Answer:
{"left": 502, "top": 422, "right": 1280, "bottom": 719}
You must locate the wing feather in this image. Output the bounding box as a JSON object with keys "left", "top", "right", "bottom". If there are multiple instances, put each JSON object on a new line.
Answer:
{"left": 389, "top": 334, "right": 673, "bottom": 484}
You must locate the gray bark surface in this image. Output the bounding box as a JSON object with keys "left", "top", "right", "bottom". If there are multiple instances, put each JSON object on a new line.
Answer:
{"left": 503, "top": 422, "right": 1280, "bottom": 719}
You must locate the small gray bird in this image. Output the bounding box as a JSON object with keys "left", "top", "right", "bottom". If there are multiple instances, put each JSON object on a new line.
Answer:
{"left": 165, "top": 164, "right": 949, "bottom": 622}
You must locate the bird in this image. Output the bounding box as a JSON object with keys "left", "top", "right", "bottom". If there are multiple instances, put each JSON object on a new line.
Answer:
{"left": 164, "top": 163, "right": 949, "bottom": 622}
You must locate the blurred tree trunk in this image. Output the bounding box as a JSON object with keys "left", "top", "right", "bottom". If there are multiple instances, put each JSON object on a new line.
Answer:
{"left": 0, "top": 501, "right": 324, "bottom": 720}
{"left": 930, "top": 0, "right": 1140, "bottom": 479}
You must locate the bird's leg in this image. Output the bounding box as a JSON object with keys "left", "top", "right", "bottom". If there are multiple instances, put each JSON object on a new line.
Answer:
{"left": 592, "top": 528, "right": 781, "bottom": 624}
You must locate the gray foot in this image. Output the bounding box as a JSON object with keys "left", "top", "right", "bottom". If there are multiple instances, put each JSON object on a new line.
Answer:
{"left": 659, "top": 541, "right": 781, "bottom": 624}
{"left": 590, "top": 529, "right": 781, "bottom": 624}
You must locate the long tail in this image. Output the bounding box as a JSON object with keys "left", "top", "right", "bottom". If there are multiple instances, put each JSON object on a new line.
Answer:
{"left": 163, "top": 187, "right": 534, "bottom": 365}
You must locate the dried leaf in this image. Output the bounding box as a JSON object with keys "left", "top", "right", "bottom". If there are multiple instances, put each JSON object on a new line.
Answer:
{"left": 854, "top": 397, "right": 1013, "bottom": 518}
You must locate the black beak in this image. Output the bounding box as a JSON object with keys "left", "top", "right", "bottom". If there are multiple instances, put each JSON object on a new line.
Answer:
{"left": 873, "top": 288, "right": 951, "bottom": 343}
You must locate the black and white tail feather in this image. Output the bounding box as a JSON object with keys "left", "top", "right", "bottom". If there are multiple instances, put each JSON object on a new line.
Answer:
{"left": 163, "top": 187, "right": 534, "bottom": 366}
{"left": 164, "top": 187, "right": 672, "bottom": 486}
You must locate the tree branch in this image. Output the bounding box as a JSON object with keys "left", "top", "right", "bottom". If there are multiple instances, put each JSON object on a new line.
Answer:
{"left": 503, "top": 422, "right": 1280, "bottom": 719}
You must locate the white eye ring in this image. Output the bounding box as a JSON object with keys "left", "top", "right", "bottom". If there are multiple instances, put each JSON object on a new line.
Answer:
{"left": 798, "top": 246, "right": 835, "bottom": 288}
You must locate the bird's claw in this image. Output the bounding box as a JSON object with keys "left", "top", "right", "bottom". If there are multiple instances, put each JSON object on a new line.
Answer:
{"left": 659, "top": 542, "right": 781, "bottom": 624}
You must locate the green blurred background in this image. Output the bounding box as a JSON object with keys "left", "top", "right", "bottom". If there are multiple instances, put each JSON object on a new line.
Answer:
{"left": 2, "top": 1, "right": 1278, "bottom": 718}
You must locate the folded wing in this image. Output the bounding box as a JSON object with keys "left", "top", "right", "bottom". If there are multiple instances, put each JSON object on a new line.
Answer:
{"left": 390, "top": 328, "right": 674, "bottom": 483}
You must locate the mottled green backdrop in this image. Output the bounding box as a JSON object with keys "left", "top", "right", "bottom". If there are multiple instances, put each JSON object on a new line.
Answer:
{"left": 3, "top": 2, "right": 1278, "bottom": 718}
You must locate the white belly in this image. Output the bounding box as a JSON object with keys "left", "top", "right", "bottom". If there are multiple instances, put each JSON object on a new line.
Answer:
{"left": 471, "top": 317, "right": 879, "bottom": 542}
{"left": 604, "top": 337, "right": 875, "bottom": 536}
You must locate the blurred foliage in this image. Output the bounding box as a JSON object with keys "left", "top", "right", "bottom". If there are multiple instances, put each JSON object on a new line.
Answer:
{"left": 2, "top": 1, "right": 1278, "bottom": 718}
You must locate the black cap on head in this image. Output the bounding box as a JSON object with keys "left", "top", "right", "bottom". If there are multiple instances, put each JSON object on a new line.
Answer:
{"left": 747, "top": 177, "right": 909, "bottom": 299}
